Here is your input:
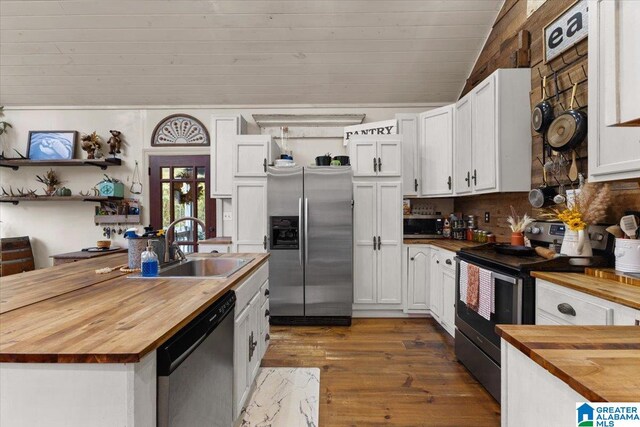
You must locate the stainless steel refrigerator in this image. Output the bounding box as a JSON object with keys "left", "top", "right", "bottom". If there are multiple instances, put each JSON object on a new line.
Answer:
{"left": 267, "top": 166, "right": 353, "bottom": 326}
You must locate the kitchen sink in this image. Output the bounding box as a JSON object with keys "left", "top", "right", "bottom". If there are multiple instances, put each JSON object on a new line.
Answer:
{"left": 133, "top": 257, "right": 253, "bottom": 279}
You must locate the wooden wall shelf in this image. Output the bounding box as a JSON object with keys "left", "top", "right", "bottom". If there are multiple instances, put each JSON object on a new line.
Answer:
{"left": 0, "top": 196, "right": 123, "bottom": 205}
{"left": 0, "top": 158, "right": 122, "bottom": 171}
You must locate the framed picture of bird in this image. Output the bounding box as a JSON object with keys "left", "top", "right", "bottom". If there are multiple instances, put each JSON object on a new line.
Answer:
{"left": 27, "top": 130, "right": 77, "bottom": 160}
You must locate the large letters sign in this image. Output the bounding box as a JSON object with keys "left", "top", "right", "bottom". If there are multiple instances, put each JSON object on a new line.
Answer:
{"left": 343, "top": 119, "right": 397, "bottom": 146}
{"left": 543, "top": 0, "right": 588, "bottom": 63}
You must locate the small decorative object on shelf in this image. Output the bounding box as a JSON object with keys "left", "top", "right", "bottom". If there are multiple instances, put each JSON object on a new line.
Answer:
{"left": 55, "top": 187, "right": 72, "bottom": 197}
{"left": 80, "top": 131, "right": 103, "bottom": 159}
{"left": 0, "top": 106, "right": 12, "bottom": 136}
{"left": 27, "top": 131, "right": 77, "bottom": 160}
{"left": 107, "top": 130, "right": 122, "bottom": 157}
{"left": 97, "top": 174, "right": 125, "bottom": 198}
{"left": 35, "top": 168, "right": 61, "bottom": 196}
{"left": 151, "top": 114, "right": 209, "bottom": 147}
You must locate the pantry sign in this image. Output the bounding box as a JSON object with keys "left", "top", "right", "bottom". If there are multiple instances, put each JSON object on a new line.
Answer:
{"left": 344, "top": 119, "right": 397, "bottom": 146}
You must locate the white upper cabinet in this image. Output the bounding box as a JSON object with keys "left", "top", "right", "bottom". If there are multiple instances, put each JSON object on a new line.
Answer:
{"left": 447, "top": 69, "right": 531, "bottom": 196}
{"left": 588, "top": 0, "right": 640, "bottom": 182}
{"left": 396, "top": 114, "right": 420, "bottom": 196}
{"left": 233, "top": 135, "right": 281, "bottom": 178}
{"left": 596, "top": 0, "right": 640, "bottom": 126}
{"left": 471, "top": 76, "right": 498, "bottom": 193}
{"left": 453, "top": 95, "right": 473, "bottom": 195}
{"left": 211, "top": 115, "right": 247, "bottom": 197}
{"left": 349, "top": 135, "right": 402, "bottom": 177}
{"left": 420, "top": 105, "right": 454, "bottom": 197}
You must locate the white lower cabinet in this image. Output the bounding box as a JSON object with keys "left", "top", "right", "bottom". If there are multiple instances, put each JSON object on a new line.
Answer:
{"left": 403, "top": 244, "right": 456, "bottom": 337}
{"left": 353, "top": 181, "right": 402, "bottom": 308}
{"left": 536, "top": 279, "right": 640, "bottom": 326}
{"left": 406, "top": 246, "right": 431, "bottom": 311}
{"left": 429, "top": 250, "right": 442, "bottom": 321}
{"left": 233, "top": 263, "right": 269, "bottom": 420}
{"left": 440, "top": 257, "right": 456, "bottom": 337}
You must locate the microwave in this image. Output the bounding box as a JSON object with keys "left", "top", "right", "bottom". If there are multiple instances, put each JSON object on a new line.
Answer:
{"left": 403, "top": 215, "right": 444, "bottom": 238}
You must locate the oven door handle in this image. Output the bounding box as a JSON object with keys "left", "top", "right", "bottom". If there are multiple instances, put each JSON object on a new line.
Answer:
{"left": 490, "top": 271, "right": 519, "bottom": 285}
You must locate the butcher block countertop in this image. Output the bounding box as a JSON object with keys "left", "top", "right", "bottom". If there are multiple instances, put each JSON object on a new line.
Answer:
{"left": 1, "top": 253, "right": 129, "bottom": 314}
{"left": 403, "top": 238, "right": 481, "bottom": 252}
{"left": 531, "top": 271, "right": 640, "bottom": 310}
{"left": 497, "top": 325, "right": 640, "bottom": 402}
{"left": 0, "top": 253, "right": 269, "bottom": 363}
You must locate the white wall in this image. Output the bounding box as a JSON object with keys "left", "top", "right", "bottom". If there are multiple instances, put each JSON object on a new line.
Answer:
{"left": 0, "top": 105, "right": 438, "bottom": 268}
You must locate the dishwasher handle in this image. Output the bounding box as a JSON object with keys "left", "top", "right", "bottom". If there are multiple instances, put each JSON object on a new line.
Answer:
{"left": 157, "top": 291, "right": 236, "bottom": 376}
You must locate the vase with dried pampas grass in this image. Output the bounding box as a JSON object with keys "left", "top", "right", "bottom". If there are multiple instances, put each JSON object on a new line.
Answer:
{"left": 543, "top": 182, "right": 612, "bottom": 256}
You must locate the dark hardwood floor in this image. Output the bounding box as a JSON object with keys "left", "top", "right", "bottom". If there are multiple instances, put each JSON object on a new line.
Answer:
{"left": 262, "top": 318, "right": 500, "bottom": 427}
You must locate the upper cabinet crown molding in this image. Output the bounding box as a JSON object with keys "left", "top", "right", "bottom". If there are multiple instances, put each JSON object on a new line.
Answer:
{"left": 588, "top": 0, "right": 640, "bottom": 182}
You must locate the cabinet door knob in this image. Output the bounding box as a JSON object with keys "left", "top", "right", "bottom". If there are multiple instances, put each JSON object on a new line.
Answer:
{"left": 465, "top": 171, "right": 470, "bottom": 187}
{"left": 263, "top": 235, "right": 267, "bottom": 250}
{"left": 264, "top": 289, "right": 270, "bottom": 297}
{"left": 436, "top": 260, "right": 440, "bottom": 264}
{"left": 263, "top": 158, "right": 267, "bottom": 173}
{"left": 414, "top": 178, "right": 418, "bottom": 192}
{"left": 377, "top": 236, "right": 381, "bottom": 251}
{"left": 472, "top": 169, "right": 477, "bottom": 186}
{"left": 447, "top": 176, "right": 452, "bottom": 190}
{"left": 265, "top": 309, "right": 270, "bottom": 317}
{"left": 373, "top": 236, "right": 377, "bottom": 250}
{"left": 265, "top": 333, "right": 270, "bottom": 342}
{"left": 377, "top": 157, "right": 382, "bottom": 172}
{"left": 373, "top": 157, "right": 378, "bottom": 173}
{"left": 445, "top": 259, "right": 452, "bottom": 265}
{"left": 410, "top": 257, "right": 415, "bottom": 261}
{"left": 557, "top": 303, "right": 576, "bottom": 316}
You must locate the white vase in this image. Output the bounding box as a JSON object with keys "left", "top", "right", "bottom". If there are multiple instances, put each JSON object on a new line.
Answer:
{"left": 560, "top": 224, "right": 593, "bottom": 257}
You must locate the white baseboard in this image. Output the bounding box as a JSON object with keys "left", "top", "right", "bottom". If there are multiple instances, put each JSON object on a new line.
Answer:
{"left": 352, "top": 310, "right": 431, "bottom": 318}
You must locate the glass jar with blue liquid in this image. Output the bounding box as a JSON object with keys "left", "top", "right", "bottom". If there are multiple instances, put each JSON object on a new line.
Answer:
{"left": 141, "top": 241, "right": 159, "bottom": 277}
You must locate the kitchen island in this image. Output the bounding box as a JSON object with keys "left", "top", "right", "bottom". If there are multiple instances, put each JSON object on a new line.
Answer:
{"left": 497, "top": 325, "right": 640, "bottom": 427}
{"left": 0, "top": 252, "right": 269, "bottom": 426}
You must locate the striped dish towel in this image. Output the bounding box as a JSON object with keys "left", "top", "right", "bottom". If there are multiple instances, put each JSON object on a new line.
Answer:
{"left": 478, "top": 268, "right": 493, "bottom": 321}
{"left": 459, "top": 261, "right": 468, "bottom": 303}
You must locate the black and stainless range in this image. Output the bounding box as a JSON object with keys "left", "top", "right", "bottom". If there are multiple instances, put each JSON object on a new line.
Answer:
{"left": 454, "top": 221, "right": 613, "bottom": 402}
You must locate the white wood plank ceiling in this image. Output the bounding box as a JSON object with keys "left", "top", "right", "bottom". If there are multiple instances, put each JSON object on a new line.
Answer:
{"left": 0, "top": 0, "right": 503, "bottom": 106}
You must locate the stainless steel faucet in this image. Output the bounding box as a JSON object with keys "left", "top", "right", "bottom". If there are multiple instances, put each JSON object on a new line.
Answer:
{"left": 164, "top": 216, "right": 206, "bottom": 263}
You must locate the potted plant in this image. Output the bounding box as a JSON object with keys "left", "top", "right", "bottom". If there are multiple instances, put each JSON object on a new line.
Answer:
{"left": 36, "top": 169, "right": 61, "bottom": 196}
{"left": 315, "top": 152, "right": 332, "bottom": 166}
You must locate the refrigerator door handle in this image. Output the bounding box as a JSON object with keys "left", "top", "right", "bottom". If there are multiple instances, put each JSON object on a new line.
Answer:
{"left": 304, "top": 198, "right": 309, "bottom": 266}
{"left": 298, "top": 197, "right": 303, "bottom": 266}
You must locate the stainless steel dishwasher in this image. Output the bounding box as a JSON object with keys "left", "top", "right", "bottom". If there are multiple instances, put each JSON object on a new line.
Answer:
{"left": 157, "top": 291, "right": 235, "bottom": 427}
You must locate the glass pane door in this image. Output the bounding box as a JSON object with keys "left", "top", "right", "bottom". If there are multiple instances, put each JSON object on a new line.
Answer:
{"left": 150, "top": 156, "right": 215, "bottom": 254}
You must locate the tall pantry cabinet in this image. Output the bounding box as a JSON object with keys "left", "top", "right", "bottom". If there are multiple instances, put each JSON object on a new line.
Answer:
{"left": 231, "top": 135, "right": 280, "bottom": 253}
{"left": 350, "top": 136, "right": 403, "bottom": 313}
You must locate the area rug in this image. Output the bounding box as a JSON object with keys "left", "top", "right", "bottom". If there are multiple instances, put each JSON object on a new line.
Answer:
{"left": 239, "top": 367, "right": 320, "bottom": 427}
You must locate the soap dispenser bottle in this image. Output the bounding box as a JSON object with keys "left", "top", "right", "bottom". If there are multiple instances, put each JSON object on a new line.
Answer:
{"left": 141, "top": 240, "right": 159, "bottom": 277}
